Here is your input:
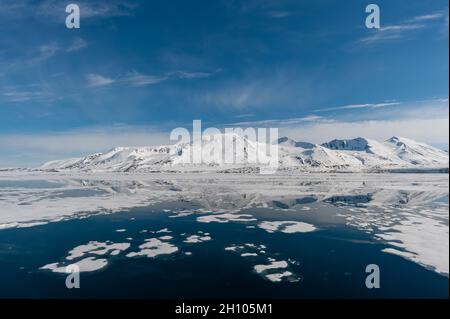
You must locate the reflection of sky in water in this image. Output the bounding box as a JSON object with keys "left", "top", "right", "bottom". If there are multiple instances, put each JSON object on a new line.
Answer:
{"left": 0, "top": 173, "right": 448, "bottom": 297}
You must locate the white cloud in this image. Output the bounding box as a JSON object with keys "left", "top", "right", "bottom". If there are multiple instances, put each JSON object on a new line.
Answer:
{"left": 169, "top": 70, "right": 212, "bottom": 79}
{"left": 228, "top": 115, "right": 324, "bottom": 126}
{"left": 0, "top": 0, "right": 139, "bottom": 20}
{"left": 122, "top": 71, "right": 168, "bottom": 87}
{"left": 1, "top": 42, "right": 60, "bottom": 71}
{"left": 359, "top": 24, "right": 425, "bottom": 44}
{"left": 234, "top": 113, "right": 256, "bottom": 118}
{"left": 67, "top": 37, "right": 88, "bottom": 52}
{"left": 1, "top": 90, "right": 47, "bottom": 102}
{"left": 75, "top": 1, "right": 139, "bottom": 19}
{"left": 85, "top": 69, "right": 213, "bottom": 89}
{"left": 31, "top": 43, "right": 59, "bottom": 63}
{"left": 120, "top": 70, "right": 213, "bottom": 87}
{"left": 409, "top": 12, "right": 446, "bottom": 22}
{"left": 280, "top": 118, "right": 449, "bottom": 146}
{"left": 0, "top": 1, "right": 27, "bottom": 15}
{"left": 316, "top": 102, "right": 400, "bottom": 112}
{"left": 0, "top": 84, "right": 58, "bottom": 103}
{"left": 86, "top": 73, "right": 115, "bottom": 87}
{"left": 268, "top": 11, "right": 292, "bottom": 18}
{"left": 358, "top": 11, "right": 448, "bottom": 45}
{"left": 197, "top": 73, "right": 309, "bottom": 109}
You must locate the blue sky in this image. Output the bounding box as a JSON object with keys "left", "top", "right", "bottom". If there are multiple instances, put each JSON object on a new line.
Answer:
{"left": 0, "top": 0, "right": 448, "bottom": 167}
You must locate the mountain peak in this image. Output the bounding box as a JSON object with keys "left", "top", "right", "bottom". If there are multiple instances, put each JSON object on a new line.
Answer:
{"left": 322, "top": 137, "right": 371, "bottom": 151}
{"left": 385, "top": 136, "right": 420, "bottom": 147}
{"left": 277, "top": 136, "right": 297, "bottom": 145}
{"left": 277, "top": 137, "right": 315, "bottom": 149}
{"left": 386, "top": 136, "right": 404, "bottom": 143}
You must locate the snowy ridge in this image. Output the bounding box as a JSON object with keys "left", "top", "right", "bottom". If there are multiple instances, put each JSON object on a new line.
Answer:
{"left": 38, "top": 135, "right": 448, "bottom": 173}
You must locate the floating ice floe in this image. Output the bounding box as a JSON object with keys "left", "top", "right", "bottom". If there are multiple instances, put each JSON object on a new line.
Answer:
{"left": 184, "top": 234, "right": 212, "bottom": 244}
{"left": 126, "top": 238, "right": 178, "bottom": 258}
{"left": 66, "top": 241, "right": 130, "bottom": 260}
{"left": 41, "top": 257, "right": 108, "bottom": 273}
{"left": 40, "top": 240, "right": 130, "bottom": 273}
{"left": 156, "top": 228, "right": 172, "bottom": 233}
{"left": 338, "top": 203, "right": 449, "bottom": 276}
{"left": 254, "top": 260, "right": 289, "bottom": 273}
{"left": 224, "top": 243, "right": 265, "bottom": 253}
{"left": 258, "top": 221, "right": 316, "bottom": 233}
{"left": 265, "top": 271, "right": 295, "bottom": 282}
{"left": 224, "top": 243, "right": 300, "bottom": 283}
{"left": 376, "top": 214, "right": 449, "bottom": 275}
{"left": 197, "top": 213, "right": 257, "bottom": 223}
{"left": 169, "top": 210, "right": 194, "bottom": 218}
{"left": 254, "top": 260, "right": 300, "bottom": 283}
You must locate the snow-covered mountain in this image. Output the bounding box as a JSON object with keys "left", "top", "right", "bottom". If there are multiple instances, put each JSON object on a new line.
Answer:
{"left": 384, "top": 136, "right": 449, "bottom": 166}
{"left": 320, "top": 137, "right": 449, "bottom": 167}
{"left": 39, "top": 135, "right": 449, "bottom": 173}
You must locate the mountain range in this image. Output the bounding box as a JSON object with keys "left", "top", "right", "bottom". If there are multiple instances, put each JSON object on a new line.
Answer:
{"left": 38, "top": 135, "right": 449, "bottom": 173}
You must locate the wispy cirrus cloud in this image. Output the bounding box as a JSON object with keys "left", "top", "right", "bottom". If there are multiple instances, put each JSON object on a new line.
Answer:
{"left": 227, "top": 115, "right": 325, "bottom": 127}
{"left": 122, "top": 71, "right": 169, "bottom": 87}
{"left": 314, "top": 98, "right": 449, "bottom": 116}
{"left": 29, "top": 43, "right": 59, "bottom": 64}
{"left": 1, "top": 90, "right": 47, "bottom": 103}
{"left": 0, "top": 85, "right": 58, "bottom": 103}
{"left": 358, "top": 11, "right": 448, "bottom": 45}
{"left": 2, "top": 41, "right": 64, "bottom": 71}
{"left": 71, "top": 0, "right": 139, "bottom": 19}
{"left": 87, "top": 70, "right": 213, "bottom": 88}
{"left": 169, "top": 70, "right": 212, "bottom": 80}
{"left": 67, "top": 37, "right": 88, "bottom": 52}
{"left": 0, "top": 0, "right": 139, "bottom": 21}
{"left": 268, "top": 11, "right": 292, "bottom": 18}
{"left": 0, "top": 1, "right": 27, "bottom": 15}
{"left": 86, "top": 74, "right": 116, "bottom": 87}
{"left": 196, "top": 73, "right": 309, "bottom": 110}
{"left": 234, "top": 113, "right": 256, "bottom": 119}
{"left": 408, "top": 12, "right": 447, "bottom": 22}
{"left": 359, "top": 24, "right": 426, "bottom": 44}
{"left": 122, "top": 70, "right": 213, "bottom": 86}
{"left": 315, "top": 102, "right": 401, "bottom": 113}
{"left": 226, "top": 0, "right": 296, "bottom": 16}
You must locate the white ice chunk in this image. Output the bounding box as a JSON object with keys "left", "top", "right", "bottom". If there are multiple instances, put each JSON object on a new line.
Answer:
{"left": 126, "top": 238, "right": 178, "bottom": 258}
{"left": 258, "top": 221, "right": 316, "bottom": 233}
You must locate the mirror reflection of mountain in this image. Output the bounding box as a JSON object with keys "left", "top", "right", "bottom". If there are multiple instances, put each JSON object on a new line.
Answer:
{"left": 0, "top": 173, "right": 448, "bottom": 276}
